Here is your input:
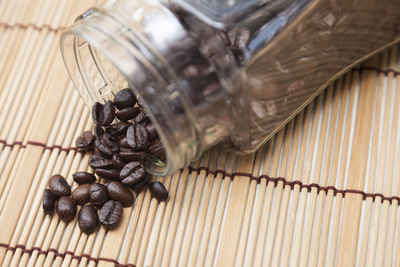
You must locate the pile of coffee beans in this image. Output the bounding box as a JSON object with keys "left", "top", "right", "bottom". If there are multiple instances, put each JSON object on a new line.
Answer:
{"left": 43, "top": 88, "right": 169, "bottom": 234}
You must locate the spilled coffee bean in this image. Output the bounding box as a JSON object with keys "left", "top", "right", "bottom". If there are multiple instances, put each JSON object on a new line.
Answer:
{"left": 149, "top": 181, "right": 169, "bottom": 201}
{"left": 116, "top": 107, "right": 140, "bottom": 121}
{"left": 106, "top": 122, "right": 131, "bottom": 136}
{"left": 92, "top": 101, "right": 115, "bottom": 126}
{"left": 93, "top": 125, "right": 105, "bottom": 140}
{"left": 89, "top": 153, "right": 113, "bottom": 169}
{"left": 134, "top": 110, "right": 150, "bottom": 125}
{"left": 126, "top": 123, "right": 148, "bottom": 150}
{"left": 43, "top": 189, "right": 56, "bottom": 214}
{"left": 56, "top": 197, "right": 77, "bottom": 222}
{"left": 78, "top": 205, "right": 99, "bottom": 234}
{"left": 73, "top": 172, "right": 96, "bottom": 185}
{"left": 112, "top": 155, "right": 126, "bottom": 170}
{"left": 95, "top": 139, "right": 114, "bottom": 157}
{"left": 99, "top": 200, "right": 123, "bottom": 228}
{"left": 120, "top": 161, "right": 146, "bottom": 186}
{"left": 118, "top": 137, "right": 130, "bottom": 148}
{"left": 102, "top": 132, "right": 120, "bottom": 149}
{"left": 75, "top": 131, "right": 94, "bottom": 151}
{"left": 118, "top": 148, "right": 146, "bottom": 162}
{"left": 114, "top": 88, "right": 136, "bottom": 110}
{"left": 71, "top": 184, "right": 91, "bottom": 205}
{"left": 95, "top": 168, "right": 120, "bottom": 180}
{"left": 48, "top": 175, "right": 71, "bottom": 197}
{"left": 89, "top": 183, "right": 108, "bottom": 208}
{"left": 106, "top": 181, "right": 134, "bottom": 207}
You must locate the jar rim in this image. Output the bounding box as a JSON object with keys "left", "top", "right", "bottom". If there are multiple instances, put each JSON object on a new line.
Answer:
{"left": 60, "top": 8, "right": 177, "bottom": 176}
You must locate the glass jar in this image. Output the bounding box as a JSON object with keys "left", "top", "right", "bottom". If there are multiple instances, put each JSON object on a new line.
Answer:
{"left": 60, "top": 0, "right": 400, "bottom": 175}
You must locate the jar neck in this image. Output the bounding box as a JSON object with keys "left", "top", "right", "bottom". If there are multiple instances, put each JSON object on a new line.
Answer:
{"left": 60, "top": 1, "right": 236, "bottom": 175}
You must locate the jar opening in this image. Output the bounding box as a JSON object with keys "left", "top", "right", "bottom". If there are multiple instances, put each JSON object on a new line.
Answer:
{"left": 60, "top": 22, "right": 171, "bottom": 175}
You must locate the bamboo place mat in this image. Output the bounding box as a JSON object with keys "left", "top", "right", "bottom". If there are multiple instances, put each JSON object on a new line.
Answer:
{"left": 1, "top": 1, "right": 400, "bottom": 267}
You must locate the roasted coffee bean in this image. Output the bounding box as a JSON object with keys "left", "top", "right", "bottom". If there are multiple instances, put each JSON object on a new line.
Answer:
{"left": 149, "top": 181, "right": 169, "bottom": 201}
{"left": 43, "top": 189, "right": 56, "bottom": 214}
{"left": 118, "top": 148, "right": 146, "bottom": 162}
{"left": 114, "top": 88, "right": 136, "bottom": 110}
{"left": 73, "top": 172, "right": 96, "bottom": 185}
{"left": 89, "top": 183, "right": 108, "bottom": 208}
{"left": 71, "top": 184, "right": 91, "bottom": 205}
{"left": 95, "top": 168, "right": 120, "bottom": 180}
{"left": 93, "top": 125, "right": 104, "bottom": 140}
{"left": 92, "top": 101, "right": 115, "bottom": 126}
{"left": 48, "top": 175, "right": 71, "bottom": 197}
{"left": 99, "top": 200, "right": 123, "bottom": 228}
{"left": 78, "top": 205, "right": 99, "bottom": 234}
{"left": 95, "top": 139, "right": 114, "bottom": 157}
{"left": 89, "top": 153, "right": 113, "bottom": 169}
{"left": 119, "top": 137, "right": 130, "bottom": 148}
{"left": 120, "top": 161, "right": 146, "bottom": 186}
{"left": 106, "top": 122, "right": 132, "bottom": 137}
{"left": 75, "top": 131, "right": 94, "bottom": 151}
{"left": 134, "top": 111, "right": 150, "bottom": 125}
{"left": 147, "top": 139, "right": 165, "bottom": 157}
{"left": 129, "top": 173, "right": 150, "bottom": 192}
{"left": 102, "top": 132, "right": 120, "bottom": 150}
{"left": 126, "top": 124, "right": 148, "bottom": 150}
{"left": 145, "top": 122, "right": 158, "bottom": 141}
{"left": 56, "top": 197, "right": 77, "bottom": 222}
{"left": 116, "top": 107, "right": 140, "bottom": 121}
{"left": 106, "top": 181, "right": 134, "bottom": 207}
{"left": 112, "top": 155, "right": 125, "bottom": 170}
{"left": 95, "top": 131, "right": 120, "bottom": 157}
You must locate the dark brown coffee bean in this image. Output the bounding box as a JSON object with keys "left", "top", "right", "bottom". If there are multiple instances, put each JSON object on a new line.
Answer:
{"left": 48, "top": 175, "right": 71, "bottom": 197}
{"left": 73, "top": 172, "right": 96, "bottom": 185}
{"left": 106, "top": 122, "right": 132, "bottom": 137}
{"left": 147, "top": 139, "right": 165, "bottom": 157}
{"left": 92, "top": 101, "right": 115, "bottom": 126}
{"left": 95, "top": 168, "right": 120, "bottom": 180}
{"left": 78, "top": 205, "right": 99, "bottom": 234}
{"left": 145, "top": 122, "right": 158, "bottom": 141}
{"left": 102, "top": 132, "right": 120, "bottom": 149}
{"left": 114, "top": 88, "right": 136, "bottom": 110}
{"left": 99, "top": 200, "right": 123, "bottom": 228}
{"left": 126, "top": 124, "right": 148, "bottom": 150}
{"left": 119, "top": 137, "right": 130, "bottom": 148}
{"left": 120, "top": 161, "right": 146, "bottom": 186}
{"left": 75, "top": 131, "right": 94, "bottom": 151}
{"left": 71, "top": 184, "right": 91, "bottom": 205}
{"left": 112, "top": 155, "right": 125, "bottom": 170}
{"left": 89, "top": 183, "right": 108, "bottom": 208}
{"left": 43, "top": 189, "right": 56, "bottom": 214}
{"left": 134, "top": 111, "right": 150, "bottom": 125}
{"left": 95, "top": 139, "right": 114, "bottom": 157}
{"left": 118, "top": 148, "right": 146, "bottom": 162}
{"left": 106, "top": 181, "right": 134, "bottom": 207}
{"left": 93, "top": 125, "right": 104, "bottom": 140}
{"left": 89, "top": 153, "right": 113, "bottom": 169}
{"left": 149, "top": 181, "right": 169, "bottom": 201}
{"left": 116, "top": 107, "right": 140, "bottom": 121}
{"left": 56, "top": 197, "right": 77, "bottom": 222}
{"left": 101, "top": 100, "right": 116, "bottom": 126}
{"left": 129, "top": 173, "right": 150, "bottom": 192}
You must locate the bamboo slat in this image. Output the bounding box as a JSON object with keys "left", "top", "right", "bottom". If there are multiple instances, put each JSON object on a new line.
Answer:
{"left": 0, "top": 1, "right": 400, "bottom": 266}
